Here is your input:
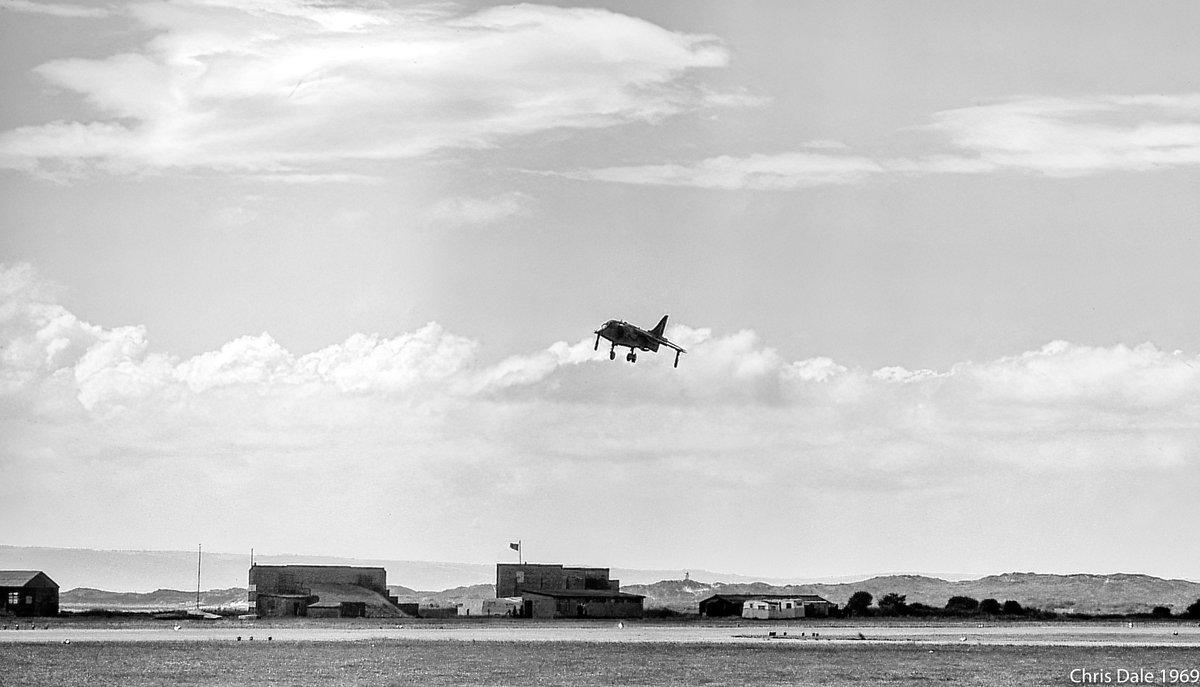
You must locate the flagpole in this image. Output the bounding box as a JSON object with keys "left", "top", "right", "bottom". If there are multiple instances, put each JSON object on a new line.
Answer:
{"left": 518, "top": 539, "right": 522, "bottom": 565}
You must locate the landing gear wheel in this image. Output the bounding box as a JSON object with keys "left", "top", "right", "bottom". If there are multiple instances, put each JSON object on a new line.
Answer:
{"left": 627, "top": 351, "right": 637, "bottom": 363}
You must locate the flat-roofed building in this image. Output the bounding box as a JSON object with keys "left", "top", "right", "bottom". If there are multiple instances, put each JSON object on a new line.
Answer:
{"left": 521, "top": 589, "right": 645, "bottom": 619}
{"left": 496, "top": 563, "right": 642, "bottom": 619}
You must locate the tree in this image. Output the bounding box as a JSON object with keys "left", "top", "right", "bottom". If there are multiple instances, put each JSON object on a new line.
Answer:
{"left": 846, "top": 591, "right": 873, "bottom": 617}
{"left": 1001, "top": 600, "right": 1024, "bottom": 616}
{"left": 945, "top": 596, "right": 979, "bottom": 613}
{"left": 979, "top": 598, "right": 1001, "bottom": 615}
{"left": 878, "top": 593, "right": 908, "bottom": 616}
{"left": 1186, "top": 598, "right": 1200, "bottom": 619}
{"left": 1151, "top": 606, "right": 1172, "bottom": 619}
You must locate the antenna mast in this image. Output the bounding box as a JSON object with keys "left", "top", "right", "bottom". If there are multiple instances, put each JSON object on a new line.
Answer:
{"left": 195, "top": 544, "right": 202, "bottom": 610}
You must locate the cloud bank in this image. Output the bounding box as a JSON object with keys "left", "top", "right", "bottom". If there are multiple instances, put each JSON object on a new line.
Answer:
{"left": 0, "top": 0, "right": 110, "bottom": 18}
{"left": 567, "top": 95, "right": 1200, "bottom": 189}
{"left": 4, "top": 262, "right": 1198, "bottom": 572}
{"left": 0, "top": 1, "right": 735, "bottom": 179}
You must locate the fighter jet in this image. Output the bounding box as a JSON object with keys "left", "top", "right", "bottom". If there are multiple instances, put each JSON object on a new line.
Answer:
{"left": 594, "top": 315, "right": 686, "bottom": 367}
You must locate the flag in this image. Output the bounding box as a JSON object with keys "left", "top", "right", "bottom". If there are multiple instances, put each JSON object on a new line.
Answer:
{"left": 509, "top": 542, "right": 520, "bottom": 551}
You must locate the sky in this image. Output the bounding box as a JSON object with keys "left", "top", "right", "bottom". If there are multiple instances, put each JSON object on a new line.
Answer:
{"left": 2, "top": 0, "right": 1199, "bottom": 584}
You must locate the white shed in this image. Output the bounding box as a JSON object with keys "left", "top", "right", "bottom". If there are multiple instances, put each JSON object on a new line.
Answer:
{"left": 458, "top": 598, "right": 520, "bottom": 617}
{"left": 741, "top": 598, "right": 805, "bottom": 620}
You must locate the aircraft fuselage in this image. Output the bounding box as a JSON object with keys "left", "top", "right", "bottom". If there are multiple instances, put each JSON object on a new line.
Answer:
{"left": 594, "top": 316, "right": 685, "bottom": 367}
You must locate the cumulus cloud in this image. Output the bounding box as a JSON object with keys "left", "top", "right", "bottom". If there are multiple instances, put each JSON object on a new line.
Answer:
{"left": 0, "top": 1, "right": 741, "bottom": 179}
{"left": 567, "top": 94, "right": 1200, "bottom": 189}
{"left": 3, "top": 262, "right": 1198, "bottom": 571}
{"left": 6, "top": 261, "right": 1199, "bottom": 469}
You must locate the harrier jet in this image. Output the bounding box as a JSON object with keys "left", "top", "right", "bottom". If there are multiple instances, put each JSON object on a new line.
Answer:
{"left": 594, "top": 315, "right": 686, "bottom": 367}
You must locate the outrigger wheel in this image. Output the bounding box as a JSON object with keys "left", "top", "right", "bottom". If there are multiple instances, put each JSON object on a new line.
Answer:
{"left": 609, "top": 349, "right": 616, "bottom": 360}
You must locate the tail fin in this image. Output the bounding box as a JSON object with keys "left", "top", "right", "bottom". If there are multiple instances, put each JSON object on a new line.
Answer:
{"left": 650, "top": 315, "right": 669, "bottom": 338}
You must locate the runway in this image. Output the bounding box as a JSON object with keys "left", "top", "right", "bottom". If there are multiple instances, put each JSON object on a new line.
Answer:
{"left": 3, "top": 620, "right": 1199, "bottom": 647}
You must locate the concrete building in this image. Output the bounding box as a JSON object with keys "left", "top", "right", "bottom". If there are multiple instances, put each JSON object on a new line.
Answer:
{"left": 0, "top": 571, "right": 59, "bottom": 617}
{"left": 496, "top": 563, "right": 643, "bottom": 619}
{"left": 700, "top": 593, "right": 832, "bottom": 618}
{"left": 249, "top": 565, "right": 408, "bottom": 618}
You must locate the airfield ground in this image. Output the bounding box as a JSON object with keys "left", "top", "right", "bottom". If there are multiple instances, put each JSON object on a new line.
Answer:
{"left": 3, "top": 619, "right": 1199, "bottom": 686}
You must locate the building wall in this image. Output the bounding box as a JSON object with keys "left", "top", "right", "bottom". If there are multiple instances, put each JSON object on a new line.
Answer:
{"left": 250, "top": 565, "right": 388, "bottom": 595}
{"left": 742, "top": 601, "right": 770, "bottom": 620}
{"left": 803, "top": 601, "right": 831, "bottom": 617}
{"left": 496, "top": 564, "right": 616, "bottom": 597}
{"left": 308, "top": 602, "right": 366, "bottom": 619}
{"left": 523, "top": 596, "right": 558, "bottom": 619}
{"left": 256, "top": 594, "right": 309, "bottom": 617}
{"left": 0, "top": 575, "right": 60, "bottom": 617}
{"left": 306, "top": 606, "right": 341, "bottom": 619}
{"left": 699, "top": 597, "right": 741, "bottom": 617}
{"left": 459, "top": 598, "right": 520, "bottom": 616}
{"left": 521, "top": 593, "right": 644, "bottom": 619}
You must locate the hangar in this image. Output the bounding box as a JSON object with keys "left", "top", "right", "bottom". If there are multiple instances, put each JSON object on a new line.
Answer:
{"left": 249, "top": 565, "right": 409, "bottom": 618}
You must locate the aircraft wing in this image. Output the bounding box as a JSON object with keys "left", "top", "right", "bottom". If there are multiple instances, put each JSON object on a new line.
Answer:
{"left": 655, "top": 336, "right": 686, "bottom": 354}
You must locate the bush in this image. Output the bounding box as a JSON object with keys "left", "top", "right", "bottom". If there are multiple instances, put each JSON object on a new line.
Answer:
{"left": 1001, "top": 600, "right": 1024, "bottom": 616}
{"left": 945, "top": 596, "right": 979, "bottom": 613}
{"left": 906, "top": 602, "right": 937, "bottom": 617}
{"left": 979, "top": 598, "right": 1001, "bottom": 615}
{"left": 1151, "top": 606, "right": 1173, "bottom": 619}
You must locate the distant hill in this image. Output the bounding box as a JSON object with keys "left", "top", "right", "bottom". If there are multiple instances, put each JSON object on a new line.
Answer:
{"left": 389, "top": 584, "right": 497, "bottom": 607}
{"left": 0, "top": 545, "right": 852, "bottom": 593}
{"left": 625, "top": 573, "right": 1200, "bottom": 615}
{"left": 61, "top": 574, "right": 1200, "bottom": 616}
{"left": 0, "top": 545, "right": 495, "bottom": 592}
{"left": 9, "top": 547, "right": 1199, "bottom": 615}
{"left": 61, "top": 587, "right": 249, "bottom": 613}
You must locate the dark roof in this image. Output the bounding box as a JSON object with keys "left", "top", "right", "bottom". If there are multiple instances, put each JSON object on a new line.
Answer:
{"left": 0, "top": 571, "right": 57, "bottom": 588}
{"left": 521, "top": 589, "right": 644, "bottom": 600}
{"left": 700, "top": 593, "right": 829, "bottom": 604}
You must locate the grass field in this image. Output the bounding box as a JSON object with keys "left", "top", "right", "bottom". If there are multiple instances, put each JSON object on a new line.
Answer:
{"left": 4, "top": 639, "right": 1199, "bottom": 686}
